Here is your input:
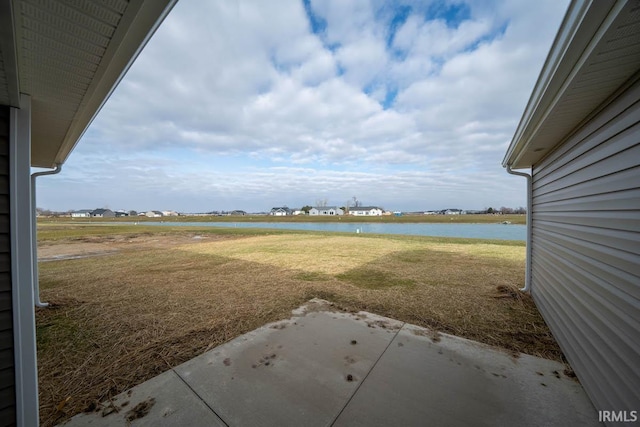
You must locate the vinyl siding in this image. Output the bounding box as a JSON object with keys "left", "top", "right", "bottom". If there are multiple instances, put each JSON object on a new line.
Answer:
{"left": 0, "top": 106, "right": 15, "bottom": 426}
{"left": 531, "top": 78, "right": 640, "bottom": 415}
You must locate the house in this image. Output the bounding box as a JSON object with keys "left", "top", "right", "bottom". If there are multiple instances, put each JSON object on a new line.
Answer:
{"left": 442, "top": 209, "right": 462, "bottom": 215}
{"left": 309, "top": 206, "right": 344, "bottom": 216}
{"left": 90, "top": 208, "right": 115, "bottom": 218}
{"left": 349, "top": 206, "right": 383, "bottom": 216}
{"left": 503, "top": 0, "right": 640, "bottom": 417}
{"left": 292, "top": 209, "right": 305, "bottom": 216}
{"left": 162, "top": 210, "right": 178, "bottom": 216}
{"left": 115, "top": 211, "right": 129, "bottom": 217}
{"left": 145, "top": 211, "right": 163, "bottom": 218}
{"left": 230, "top": 210, "right": 247, "bottom": 216}
{"left": 71, "top": 209, "right": 93, "bottom": 218}
{"left": 270, "top": 207, "right": 291, "bottom": 216}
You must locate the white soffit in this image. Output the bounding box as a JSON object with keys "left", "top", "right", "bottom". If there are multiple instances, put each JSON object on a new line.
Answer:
{"left": 0, "top": 1, "right": 20, "bottom": 107}
{"left": 504, "top": 0, "right": 640, "bottom": 169}
{"left": 9, "top": 0, "right": 175, "bottom": 168}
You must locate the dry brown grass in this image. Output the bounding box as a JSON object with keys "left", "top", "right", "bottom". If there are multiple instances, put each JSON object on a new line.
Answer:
{"left": 36, "top": 230, "right": 559, "bottom": 426}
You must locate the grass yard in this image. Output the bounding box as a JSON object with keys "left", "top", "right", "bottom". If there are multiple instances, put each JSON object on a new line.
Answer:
{"left": 35, "top": 224, "right": 558, "bottom": 426}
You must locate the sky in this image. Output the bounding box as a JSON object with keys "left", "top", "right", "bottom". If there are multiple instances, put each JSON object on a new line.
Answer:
{"left": 38, "top": 0, "right": 570, "bottom": 213}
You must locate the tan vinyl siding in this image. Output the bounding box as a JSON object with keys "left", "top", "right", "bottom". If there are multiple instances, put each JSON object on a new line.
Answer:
{"left": 531, "top": 78, "right": 640, "bottom": 414}
{"left": 0, "top": 105, "right": 15, "bottom": 425}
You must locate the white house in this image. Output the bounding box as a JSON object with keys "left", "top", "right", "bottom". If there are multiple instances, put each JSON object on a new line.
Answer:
{"left": 71, "top": 209, "right": 93, "bottom": 218}
{"left": 503, "top": 0, "right": 640, "bottom": 416}
{"left": 349, "top": 206, "right": 383, "bottom": 216}
{"left": 270, "top": 207, "right": 291, "bottom": 216}
{"left": 309, "top": 206, "right": 343, "bottom": 216}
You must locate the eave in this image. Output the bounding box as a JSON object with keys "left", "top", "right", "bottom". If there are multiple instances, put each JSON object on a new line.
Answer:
{"left": 503, "top": 0, "right": 640, "bottom": 169}
{"left": 0, "top": 0, "right": 177, "bottom": 168}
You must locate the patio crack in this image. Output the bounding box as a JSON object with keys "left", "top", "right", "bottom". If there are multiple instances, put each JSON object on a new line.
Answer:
{"left": 329, "top": 322, "right": 406, "bottom": 426}
{"left": 172, "top": 369, "right": 230, "bottom": 426}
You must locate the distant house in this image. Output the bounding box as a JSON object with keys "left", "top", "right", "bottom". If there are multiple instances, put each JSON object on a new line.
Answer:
{"left": 115, "top": 210, "right": 129, "bottom": 217}
{"left": 230, "top": 210, "right": 247, "bottom": 216}
{"left": 442, "top": 209, "right": 462, "bottom": 215}
{"left": 292, "top": 209, "right": 305, "bottom": 216}
{"left": 349, "top": 207, "right": 383, "bottom": 216}
{"left": 162, "top": 210, "right": 178, "bottom": 216}
{"left": 270, "top": 207, "right": 292, "bottom": 216}
{"left": 145, "top": 211, "right": 163, "bottom": 218}
{"left": 71, "top": 209, "right": 93, "bottom": 218}
{"left": 91, "top": 208, "right": 115, "bottom": 218}
{"left": 309, "top": 206, "right": 343, "bottom": 216}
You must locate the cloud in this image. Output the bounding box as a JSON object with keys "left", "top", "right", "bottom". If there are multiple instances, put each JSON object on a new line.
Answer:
{"left": 42, "top": 0, "right": 571, "bottom": 212}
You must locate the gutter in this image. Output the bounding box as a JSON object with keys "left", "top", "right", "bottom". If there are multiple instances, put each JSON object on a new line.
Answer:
{"left": 505, "top": 165, "right": 532, "bottom": 293}
{"left": 31, "top": 164, "right": 62, "bottom": 307}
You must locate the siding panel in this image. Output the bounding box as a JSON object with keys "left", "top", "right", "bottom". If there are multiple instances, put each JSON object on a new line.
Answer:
{"left": 0, "top": 105, "right": 14, "bottom": 426}
{"left": 531, "top": 80, "right": 640, "bottom": 414}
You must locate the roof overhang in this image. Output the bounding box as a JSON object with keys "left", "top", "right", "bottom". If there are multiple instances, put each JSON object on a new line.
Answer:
{"left": 0, "top": 0, "right": 177, "bottom": 168}
{"left": 503, "top": 0, "right": 640, "bottom": 169}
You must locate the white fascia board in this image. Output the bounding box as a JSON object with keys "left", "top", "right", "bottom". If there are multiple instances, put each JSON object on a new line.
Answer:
{"left": 502, "top": 0, "right": 621, "bottom": 168}
{"left": 52, "top": 0, "right": 178, "bottom": 168}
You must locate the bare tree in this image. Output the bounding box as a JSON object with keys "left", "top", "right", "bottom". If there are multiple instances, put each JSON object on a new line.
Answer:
{"left": 316, "top": 198, "right": 328, "bottom": 207}
{"left": 352, "top": 196, "right": 362, "bottom": 207}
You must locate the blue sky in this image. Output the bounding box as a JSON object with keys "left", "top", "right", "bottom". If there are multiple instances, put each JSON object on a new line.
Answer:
{"left": 38, "top": 0, "right": 569, "bottom": 213}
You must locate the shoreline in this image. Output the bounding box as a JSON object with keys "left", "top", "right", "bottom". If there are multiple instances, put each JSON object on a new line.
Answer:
{"left": 38, "top": 213, "right": 526, "bottom": 225}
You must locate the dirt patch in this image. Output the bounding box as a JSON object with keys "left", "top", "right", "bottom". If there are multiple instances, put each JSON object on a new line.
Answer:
{"left": 38, "top": 243, "right": 120, "bottom": 261}
{"left": 38, "top": 233, "right": 234, "bottom": 261}
{"left": 293, "top": 299, "right": 346, "bottom": 316}
{"left": 125, "top": 398, "right": 156, "bottom": 422}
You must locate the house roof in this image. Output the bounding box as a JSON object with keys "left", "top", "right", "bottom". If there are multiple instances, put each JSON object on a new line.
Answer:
{"left": 503, "top": 0, "right": 640, "bottom": 169}
{"left": 0, "top": 0, "right": 176, "bottom": 168}
{"left": 91, "top": 208, "right": 111, "bottom": 215}
{"left": 351, "top": 206, "right": 381, "bottom": 211}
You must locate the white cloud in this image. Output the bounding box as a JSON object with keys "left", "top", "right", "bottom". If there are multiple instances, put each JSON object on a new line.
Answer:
{"left": 41, "top": 0, "right": 571, "bottom": 213}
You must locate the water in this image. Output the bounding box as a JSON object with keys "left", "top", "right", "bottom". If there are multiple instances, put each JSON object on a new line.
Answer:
{"left": 138, "top": 221, "right": 525, "bottom": 241}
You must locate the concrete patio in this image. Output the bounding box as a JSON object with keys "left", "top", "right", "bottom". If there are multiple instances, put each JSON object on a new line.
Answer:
{"left": 61, "top": 299, "right": 600, "bottom": 426}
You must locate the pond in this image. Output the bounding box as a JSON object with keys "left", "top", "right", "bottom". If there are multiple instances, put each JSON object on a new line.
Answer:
{"left": 139, "top": 221, "right": 526, "bottom": 241}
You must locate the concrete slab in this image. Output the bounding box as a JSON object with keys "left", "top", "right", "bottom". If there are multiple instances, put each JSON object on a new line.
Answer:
{"left": 173, "top": 300, "right": 403, "bottom": 426}
{"left": 62, "top": 369, "right": 226, "bottom": 426}
{"left": 60, "top": 299, "right": 599, "bottom": 426}
{"left": 334, "top": 323, "right": 599, "bottom": 427}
